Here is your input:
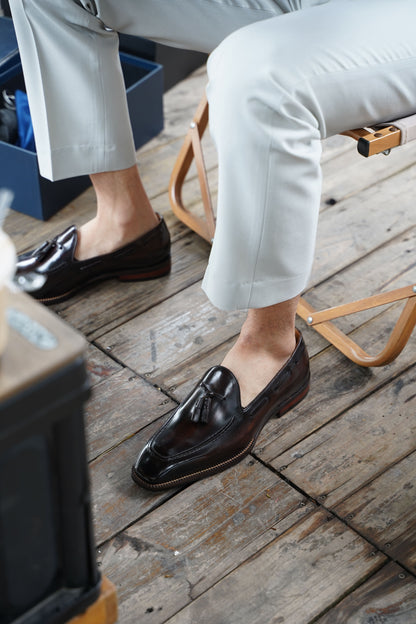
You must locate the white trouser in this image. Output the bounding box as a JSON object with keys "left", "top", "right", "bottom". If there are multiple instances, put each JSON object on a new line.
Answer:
{"left": 9, "top": 0, "right": 416, "bottom": 310}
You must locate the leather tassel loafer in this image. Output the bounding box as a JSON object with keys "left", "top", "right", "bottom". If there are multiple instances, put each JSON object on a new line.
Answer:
{"left": 132, "top": 330, "right": 310, "bottom": 490}
{"left": 13, "top": 215, "right": 171, "bottom": 304}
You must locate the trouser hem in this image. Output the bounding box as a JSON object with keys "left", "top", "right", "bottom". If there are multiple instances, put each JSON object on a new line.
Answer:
{"left": 201, "top": 271, "right": 307, "bottom": 311}
{"left": 38, "top": 146, "right": 137, "bottom": 181}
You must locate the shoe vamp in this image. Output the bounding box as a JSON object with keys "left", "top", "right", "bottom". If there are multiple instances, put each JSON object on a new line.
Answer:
{"left": 152, "top": 404, "right": 243, "bottom": 460}
{"left": 17, "top": 241, "right": 74, "bottom": 274}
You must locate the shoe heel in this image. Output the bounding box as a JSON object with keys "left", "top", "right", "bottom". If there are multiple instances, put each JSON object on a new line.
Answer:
{"left": 277, "top": 382, "right": 310, "bottom": 418}
{"left": 118, "top": 258, "right": 171, "bottom": 282}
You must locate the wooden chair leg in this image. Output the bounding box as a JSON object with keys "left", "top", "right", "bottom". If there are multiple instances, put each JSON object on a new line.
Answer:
{"left": 67, "top": 577, "right": 118, "bottom": 624}
{"left": 169, "top": 95, "right": 416, "bottom": 367}
{"left": 169, "top": 94, "right": 215, "bottom": 243}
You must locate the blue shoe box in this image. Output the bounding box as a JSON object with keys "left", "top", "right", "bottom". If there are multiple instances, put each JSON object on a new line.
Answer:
{"left": 0, "top": 20, "right": 164, "bottom": 220}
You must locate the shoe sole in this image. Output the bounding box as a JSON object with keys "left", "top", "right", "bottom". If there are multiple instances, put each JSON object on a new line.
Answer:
{"left": 37, "top": 257, "right": 171, "bottom": 306}
{"left": 131, "top": 378, "right": 310, "bottom": 491}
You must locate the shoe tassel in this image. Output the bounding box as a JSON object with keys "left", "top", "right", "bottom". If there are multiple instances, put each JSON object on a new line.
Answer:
{"left": 190, "top": 384, "right": 225, "bottom": 424}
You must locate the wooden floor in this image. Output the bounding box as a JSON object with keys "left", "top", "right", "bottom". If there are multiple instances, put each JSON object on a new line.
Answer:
{"left": 5, "top": 66, "right": 416, "bottom": 624}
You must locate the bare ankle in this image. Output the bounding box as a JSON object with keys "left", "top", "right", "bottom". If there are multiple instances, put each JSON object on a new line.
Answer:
{"left": 221, "top": 299, "right": 299, "bottom": 406}
{"left": 237, "top": 327, "right": 295, "bottom": 357}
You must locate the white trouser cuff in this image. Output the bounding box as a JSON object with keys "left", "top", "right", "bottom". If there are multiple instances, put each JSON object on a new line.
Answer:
{"left": 202, "top": 269, "right": 307, "bottom": 311}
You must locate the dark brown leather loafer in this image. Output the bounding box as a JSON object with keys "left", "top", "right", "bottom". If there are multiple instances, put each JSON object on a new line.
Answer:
{"left": 132, "top": 330, "right": 310, "bottom": 490}
{"left": 13, "top": 215, "right": 171, "bottom": 304}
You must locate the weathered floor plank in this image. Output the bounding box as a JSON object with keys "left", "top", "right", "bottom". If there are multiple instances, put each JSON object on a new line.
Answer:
{"left": 315, "top": 562, "right": 416, "bottom": 624}
{"left": 56, "top": 231, "right": 211, "bottom": 340}
{"left": 268, "top": 364, "right": 416, "bottom": 512}
{"left": 256, "top": 305, "right": 416, "bottom": 465}
{"left": 335, "top": 451, "right": 416, "bottom": 571}
{"left": 97, "top": 464, "right": 316, "bottom": 624}
{"left": 85, "top": 365, "right": 175, "bottom": 462}
{"left": 163, "top": 510, "right": 385, "bottom": 624}
{"left": 90, "top": 413, "right": 181, "bottom": 545}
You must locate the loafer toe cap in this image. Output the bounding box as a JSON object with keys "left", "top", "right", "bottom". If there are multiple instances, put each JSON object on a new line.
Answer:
{"left": 132, "top": 436, "right": 252, "bottom": 490}
{"left": 132, "top": 445, "right": 170, "bottom": 487}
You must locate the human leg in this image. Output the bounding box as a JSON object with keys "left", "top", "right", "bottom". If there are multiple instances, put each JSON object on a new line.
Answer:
{"left": 9, "top": 0, "right": 298, "bottom": 296}
{"left": 203, "top": 0, "right": 416, "bottom": 313}
{"left": 134, "top": 0, "right": 416, "bottom": 488}
{"left": 205, "top": 0, "right": 416, "bottom": 399}
{"left": 8, "top": 0, "right": 298, "bottom": 180}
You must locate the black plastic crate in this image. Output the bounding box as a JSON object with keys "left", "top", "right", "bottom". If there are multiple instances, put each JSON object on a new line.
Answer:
{"left": 0, "top": 294, "right": 101, "bottom": 624}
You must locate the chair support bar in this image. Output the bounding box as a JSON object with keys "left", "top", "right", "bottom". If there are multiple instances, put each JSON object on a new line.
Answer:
{"left": 297, "top": 293, "right": 416, "bottom": 367}
{"left": 303, "top": 284, "right": 416, "bottom": 325}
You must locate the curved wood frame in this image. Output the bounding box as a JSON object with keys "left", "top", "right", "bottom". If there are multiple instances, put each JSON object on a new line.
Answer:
{"left": 169, "top": 95, "right": 416, "bottom": 367}
{"left": 297, "top": 289, "right": 416, "bottom": 367}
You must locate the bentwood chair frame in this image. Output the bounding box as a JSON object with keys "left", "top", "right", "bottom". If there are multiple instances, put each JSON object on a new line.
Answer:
{"left": 169, "top": 94, "right": 416, "bottom": 367}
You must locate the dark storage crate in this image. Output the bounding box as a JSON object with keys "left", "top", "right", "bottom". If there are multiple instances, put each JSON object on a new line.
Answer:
{"left": 0, "top": 292, "right": 101, "bottom": 624}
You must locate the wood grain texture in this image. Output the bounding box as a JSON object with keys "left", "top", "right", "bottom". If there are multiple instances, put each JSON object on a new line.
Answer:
{"left": 96, "top": 280, "right": 245, "bottom": 385}
{"left": 97, "top": 188, "right": 415, "bottom": 396}
{"left": 335, "top": 451, "right": 416, "bottom": 570}
{"left": 310, "top": 164, "right": 416, "bottom": 288}
{"left": 315, "top": 562, "right": 416, "bottom": 623}
{"left": 98, "top": 460, "right": 315, "bottom": 623}
{"left": 305, "top": 227, "right": 416, "bottom": 337}
{"left": 55, "top": 231, "right": 210, "bottom": 340}
{"left": 320, "top": 140, "right": 416, "bottom": 210}
{"left": 255, "top": 304, "right": 416, "bottom": 465}
{"left": 90, "top": 415, "right": 178, "bottom": 545}
{"left": 85, "top": 343, "right": 123, "bottom": 386}
{"left": 85, "top": 367, "right": 176, "bottom": 461}
{"left": 269, "top": 365, "right": 416, "bottom": 509}
{"left": 164, "top": 510, "right": 385, "bottom": 624}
